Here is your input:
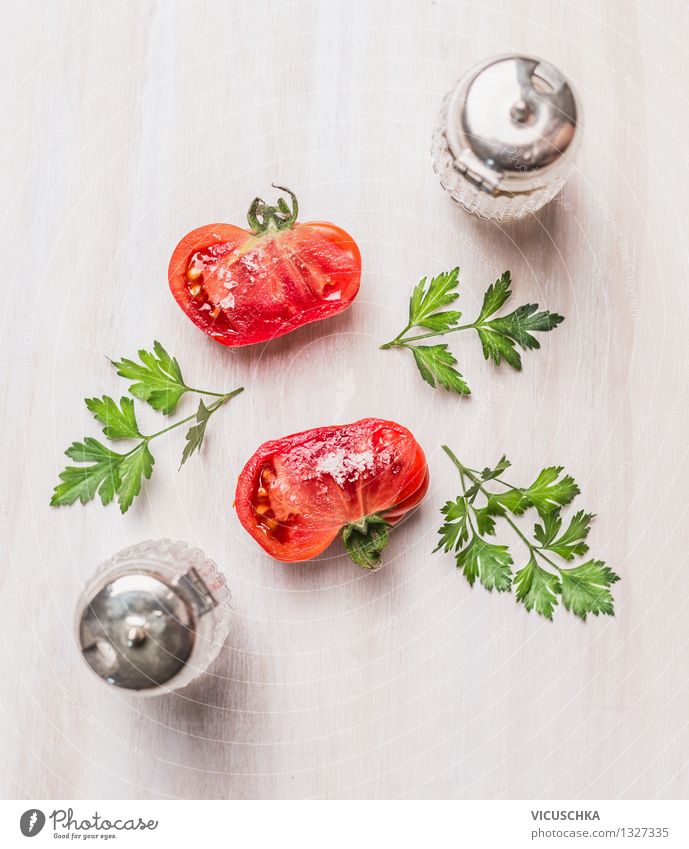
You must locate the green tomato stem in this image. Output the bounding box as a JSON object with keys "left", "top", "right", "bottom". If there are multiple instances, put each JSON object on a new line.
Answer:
{"left": 247, "top": 184, "right": 299, "bottom": 234}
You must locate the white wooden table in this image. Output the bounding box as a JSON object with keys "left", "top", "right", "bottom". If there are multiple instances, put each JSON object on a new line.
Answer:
{"left": 2, "top": 0, "right": 689, "bottom": 800}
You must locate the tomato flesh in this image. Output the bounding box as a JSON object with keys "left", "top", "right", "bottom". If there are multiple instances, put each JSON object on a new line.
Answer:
{"left": 235, "top": 418, "right": 429, "bottom": 562}
{"left": 169, "top": 221, "right": 361, "bottom": 346}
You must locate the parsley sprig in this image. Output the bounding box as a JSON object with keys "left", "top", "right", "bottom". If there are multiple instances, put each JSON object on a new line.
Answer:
{"left": 111, "top": 340, "right": 229, "bottom": 415}
{"left": 51, "top": 342, "right": 243, "bottom": 514}
{"left": 381, "top": 269, "right": 563, "bottom": 394}
{"left": 437, "top": 446, "right": 620, "bottom": 620}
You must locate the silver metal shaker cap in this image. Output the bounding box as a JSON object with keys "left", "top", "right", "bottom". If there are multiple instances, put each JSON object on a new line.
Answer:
{"left": 78, "top": 571, "right": 196, "bottom": 691}
{"left": 449, "top": 54, "right": 578, "bottom": 177}
{"left": 432, "top": 54, "right": 581, "bottom": 219}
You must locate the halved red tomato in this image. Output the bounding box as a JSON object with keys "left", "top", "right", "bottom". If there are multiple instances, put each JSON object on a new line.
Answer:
{"left": 168, "top": 185, "right": 361, "bottom": 347}
{"left": 235, "top": 418, "right": 429, "bottom": 568}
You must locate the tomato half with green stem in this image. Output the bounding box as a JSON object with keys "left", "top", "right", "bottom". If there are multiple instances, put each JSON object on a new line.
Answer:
{"left": 235, "top": 418, "right": 429, "bottom": 569}
{"left": 168, "top": 185, "right": 361, "bottom": 347}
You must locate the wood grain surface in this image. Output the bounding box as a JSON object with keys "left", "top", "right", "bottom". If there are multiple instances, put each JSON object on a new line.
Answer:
{"left": 2, "top": 0, "right": 689, "bottom": 800}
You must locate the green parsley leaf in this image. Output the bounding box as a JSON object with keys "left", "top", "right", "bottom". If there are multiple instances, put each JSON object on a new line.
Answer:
{"left": 475, "top": 272, "right": 564, "bottom": 344}
{"left": 485, "top": 489, "right": 528, "bottom": 516}
{"left": 413, "top": 311, "right": 463, "bottom": 333}
{"left": 50, "top": 462, "right": 120, "bottom": 507}
{"left": 342, "top": 515, "right": 391, "bottom": 570}
{"left": 485, "top": 304, "right": 564, "bottom": 350}
{"left": 85, "top": 396, "right": 142, "bottom": 440}
{"left": 408, "top": 267, "right": 461, "bottom": 329}
{"left": 538, "top": 510, "right": 593, "bottom": 560}
{"left": 463, "top": 458, "right": 513, "bottom": 500}
{"left": 533, "top": 511, "right": 562, "bottom": 547}
{"left": 435, "top": 498, "right": 470, "bottom": 552}
{"left": 456, "top": 536, "right": 513, "bottom": 591}
{"left": 64, "top": 436, "right": 121, "bottom": 464}
{"left": 474, "top": 273, "right": 564, "bottom": 370}
{"left": 474, "top": 508, "right": 497, "bottom": 536}
{"left": 476, "top": 327, "right": 523, "bottom": 369}
{"left": 51, "top": 440, "right": 123, "bottom": 507}
{"left": 116, "top": 444, "right": 154, "bottom": 514}
{"left": 411, "top": 345, "right": 471, "bottom": 394}
{"left": 560, "top": 560, "right": 620, "bottom": 620}
{"left": 514, "top": 555, "right": 562, "bottom": 620}
{"left": 479, "top": 456, "right": 511, "bottom": 482}
{"left": 111, "top": 341, "right": 189, "bottom": 415}
{"left": 475, "top": 271, "right": 512, "bottom": 322}
{"left": 485, "top": 469, "right": 579, "bottom": 518}
{"left": 523, "top": 467, "right": 580, "bottom": 518}
{"left": 180, "top": 399, "right": 213, "bottom": 467}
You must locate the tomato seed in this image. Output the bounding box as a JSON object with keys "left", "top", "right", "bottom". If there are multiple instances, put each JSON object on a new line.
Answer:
{"left": 186, "top": 265, "right": 203, "bottom": 281}
{"left": 260, "top": 466, "right": 276, "bottom": 484}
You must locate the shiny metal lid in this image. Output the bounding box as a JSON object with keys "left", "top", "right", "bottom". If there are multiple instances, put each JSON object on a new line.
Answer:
{"left": 445, "top": 54, "right": 579, "bottom": 193}
{"left": 78, "top": 571, "right": 196, "bottom": 691}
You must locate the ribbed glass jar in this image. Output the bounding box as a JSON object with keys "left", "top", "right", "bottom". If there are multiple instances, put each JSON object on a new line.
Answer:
{"left": 431, "top": 55, "right": 581, "bottom": 221}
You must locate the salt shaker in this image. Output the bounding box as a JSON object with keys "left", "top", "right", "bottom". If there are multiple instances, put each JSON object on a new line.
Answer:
{"left": 431, "top": 54, "right": 581, "bottom": 220}
{"left": 76, "top": 539, "right": 231, "bottom": 695}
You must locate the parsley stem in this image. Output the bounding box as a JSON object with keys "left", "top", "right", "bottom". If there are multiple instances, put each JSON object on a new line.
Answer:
{"left": 141, "top": 388, "right": 243, "bottom": 443}
{"left": 442, "top": 447, "right": 480, "bottom": 533}
{"left": 379, "top": 325, "right": 413, "bottom": 349}
{"left": 496, "top": 511, "right": 562, "bottom": 574}
{"left": 391, "top": 323, "right": 478, "bottom": 346}
{"left": 502, "top": 514, "right": 536, "bottom": 552}
{"left": 498, "top": 512, "right": 561, "bottom": 573}
{"left": 105, "top": 387, "right": 245, "bottom": 460}
{"left": 531, "top": 547, "right": 562, "bottom": 573}
{"left": 454, "top": 465, "right": 478, "bottom": 534}
{"left": 187, "top": 387, "right": 231, "bottom": 398}
{"left": 441, "top": 444, "right": 471, "bottom": 477}
{"left": 493, "top": 477, "right": 521, "bottom": 491}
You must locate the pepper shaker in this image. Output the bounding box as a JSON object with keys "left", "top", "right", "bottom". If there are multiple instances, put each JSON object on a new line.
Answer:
{"left": 76, "top": 539, "right": 231, "bottom": 695}
{"left": 431, "top": 54, "right": 581, "bottom": 220}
